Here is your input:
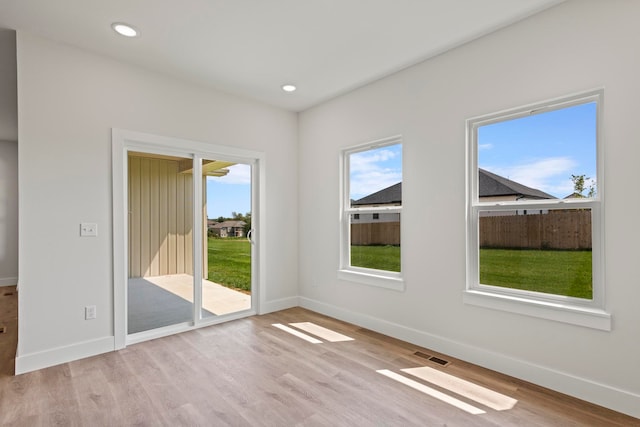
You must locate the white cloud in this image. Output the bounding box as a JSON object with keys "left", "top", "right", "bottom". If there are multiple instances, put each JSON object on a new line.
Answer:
{"left": 350, "top": 149, "right": 401, "bottom": 199}
{"left": 478, "top": 143, "right": 493, "bottom": 150}
{"left": 485, "top": 157, "right": 577, "bottom": 197}
{"left": 351, "top": 170, "right": 402, "bottom": 199}
{"left": 209, "top": 163, "right": 251, "bottom": 184}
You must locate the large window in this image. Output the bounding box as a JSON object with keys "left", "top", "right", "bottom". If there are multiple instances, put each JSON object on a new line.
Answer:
{"left": 466, "top": 90, "right": 610, "bottom": 330}
{"left": 339, "top": 136, "right": 403, "bottom": 290}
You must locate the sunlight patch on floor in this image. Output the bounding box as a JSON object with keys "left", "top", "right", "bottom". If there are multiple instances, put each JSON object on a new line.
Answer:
{"left": 289, "top": 322, "right": 354, "bottom": 342}
{"left": 377, "top": 369, "right": 486, "bottom": 415}
{"left": 272, "top": 322, "right": 355, "bottom": 344}
{"left": 402, "top": 366, "right": 518, "bottom": 411}
{"left": 272, "top": 323, "right": 323, "bottom": 344}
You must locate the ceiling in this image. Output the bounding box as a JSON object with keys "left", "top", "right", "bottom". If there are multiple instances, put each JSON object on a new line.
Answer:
{"left": 0, "top": 0, "right": 563, "bottom": 112}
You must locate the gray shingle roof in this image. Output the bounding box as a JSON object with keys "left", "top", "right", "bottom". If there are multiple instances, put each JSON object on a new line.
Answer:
{"left": 352, "top": 170, "right": 554, "bottom": 206}
{"left": 352, "top": 182, "right": 401, "bottom": 206}
{"left": 479, "top": 168, "right": 555, "bottom": 200}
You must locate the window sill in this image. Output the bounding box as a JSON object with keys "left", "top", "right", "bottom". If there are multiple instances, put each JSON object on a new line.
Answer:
{"left": 338, "top": 269, "right": 405, "bottom": 291}
{"left": 463, "top": 289, "right": 611, "bottom": 331}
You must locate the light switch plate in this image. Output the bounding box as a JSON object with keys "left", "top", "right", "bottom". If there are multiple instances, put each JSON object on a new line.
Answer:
{"left": 80, "top": 223, "right": 98, "bottom": 237}
{"left": 85, "top": 305, "right": 96, "bottom": 320}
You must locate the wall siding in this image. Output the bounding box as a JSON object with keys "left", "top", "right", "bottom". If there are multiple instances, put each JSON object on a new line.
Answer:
{"left": 128, "top": 155, "right": 199, "bottom": 278}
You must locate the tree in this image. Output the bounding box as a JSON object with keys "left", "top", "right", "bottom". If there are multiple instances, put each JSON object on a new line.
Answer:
{"left": 571, "top": 174, "right": 587, "bottom": 195}
{"left": 571, "top": 174, "right": 596, "bottom": 197}
{"left": 243, "top": 212, "right": 252, "bottom": 236}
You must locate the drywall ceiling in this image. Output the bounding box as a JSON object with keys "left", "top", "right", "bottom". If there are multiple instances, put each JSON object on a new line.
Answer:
{"left": 0, "top": 0, "right": 563, "bottom": 112}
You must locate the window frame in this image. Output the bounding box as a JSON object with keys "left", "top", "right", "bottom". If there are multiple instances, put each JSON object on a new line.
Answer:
{"left": 339, "top": 136, "right": 404, "bottom": 291}
{"left": 465, "top": 90, "right": 610, "bottom": 330}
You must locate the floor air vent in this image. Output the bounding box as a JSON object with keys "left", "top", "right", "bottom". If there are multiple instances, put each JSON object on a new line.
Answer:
{"left": 0, "top": 326, "right": 6, "bottom": 334}
{"left": 413, "top": 351, "right": 450, "bottom": 367}
{"left": 428, "top": 356, "right": 450, "bottom": 366}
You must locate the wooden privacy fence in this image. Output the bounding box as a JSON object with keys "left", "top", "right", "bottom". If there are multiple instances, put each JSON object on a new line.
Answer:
{"left": 351, "top": 222, "right": 400, "bottom": 246}
{"left": 479, "top": 210, "right": 592, "bottom": 250}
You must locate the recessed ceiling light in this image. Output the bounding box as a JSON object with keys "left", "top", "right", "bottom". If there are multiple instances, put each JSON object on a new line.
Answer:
{"left": 281, "top": 84, "right": 297, "bottom": 93}
{"left": 112, "top": 23, "right": 138, "bottom": 38}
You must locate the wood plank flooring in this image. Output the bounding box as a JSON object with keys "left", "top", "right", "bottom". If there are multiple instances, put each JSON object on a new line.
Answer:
{"left": 0, "top": 291, "right": 638, "bottom": 426}
{"left": 0, "top": 286, "right": 17, "bottom": 378}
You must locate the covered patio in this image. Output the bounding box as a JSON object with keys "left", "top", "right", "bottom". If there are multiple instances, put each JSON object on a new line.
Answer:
{"left": 128, "top": 274, "right": 251, "bottom": 334}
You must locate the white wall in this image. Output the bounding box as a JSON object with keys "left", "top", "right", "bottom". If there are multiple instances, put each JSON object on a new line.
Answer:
{"left": 298, "top": 0, "right": 640, "bottom": 418}
{"left": 16, "top": 32, "right": 298, "bottom": 369}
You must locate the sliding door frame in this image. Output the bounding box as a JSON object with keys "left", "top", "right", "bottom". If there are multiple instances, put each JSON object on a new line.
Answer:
{"left": 112, "top": 128, "right": 266, "bottom": 350}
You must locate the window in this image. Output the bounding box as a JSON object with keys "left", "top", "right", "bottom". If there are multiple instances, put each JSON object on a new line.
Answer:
{"left": 466, "top": 90, "right": 610, "bottom": 330}
{"left": 339, "top": 136, "right": 403, "bottom": 290}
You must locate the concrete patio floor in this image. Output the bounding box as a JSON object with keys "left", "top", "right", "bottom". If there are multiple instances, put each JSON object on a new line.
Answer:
{"left": 128, "top": 274, "right": 251, "bottom": 333}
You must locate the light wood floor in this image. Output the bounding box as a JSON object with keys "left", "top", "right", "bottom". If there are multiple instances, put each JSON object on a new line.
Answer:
{"left": 0, "top": 289, "right": 638, "bottom": 426}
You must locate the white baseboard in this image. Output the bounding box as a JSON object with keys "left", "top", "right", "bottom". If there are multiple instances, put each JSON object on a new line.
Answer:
{"left": 15, "top": 336, "right": 114, "bottom": 374}
{"left": 260, "top": 296, "right": 299, "bottom": 314}
{"left": 0, "top": 277, "right": 18, "bottom": 287}
{"left": 299, "top": 297, "right": 640, "bottom": 419}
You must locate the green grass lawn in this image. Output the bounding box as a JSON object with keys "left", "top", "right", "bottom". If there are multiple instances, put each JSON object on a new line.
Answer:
{"left": 207, "top": 238, "right": 251, "bottom": 292}
{"left": 351, "top": 245, "right": 401, "bottom": 272}
{"left": 208, "top": 240, "right": 590, "bottom": 299}
{"left": 480, "top": 248, "right": 592, "bottom": 299}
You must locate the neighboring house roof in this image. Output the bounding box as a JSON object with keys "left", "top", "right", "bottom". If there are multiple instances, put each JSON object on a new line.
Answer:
{"left": 563, "top": 192, "right": 585, "bottom": 199}
{"left": 211, "top": 220, "right": 246, "bottom": 229}
{"left": 479, "top": 168, "right": 555, "bottom": 200}
{"left": 352, "top": 170, "right": 554, "bottom": 205}
{"left": 352, "top": 182, "right": 402, "bottom": 206}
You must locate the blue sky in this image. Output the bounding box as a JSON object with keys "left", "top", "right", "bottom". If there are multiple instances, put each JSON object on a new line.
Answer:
{"left": 206, "top": 163, "right": 251, "bottom": 219}
{"left": 349, "top": 144, "right": 402, "bottom": 201}
{"left": 478, "top": 102, "right": 597, "bottom": 198}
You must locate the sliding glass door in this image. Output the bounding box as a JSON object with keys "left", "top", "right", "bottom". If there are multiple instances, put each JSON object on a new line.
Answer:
{"left": 125, "top": 151, "right": 255, "bottom": 336}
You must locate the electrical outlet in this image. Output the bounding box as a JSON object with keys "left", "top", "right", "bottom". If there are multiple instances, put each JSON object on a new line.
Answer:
{"left": 85, "top": 305, "right": 96, "bottom": 320}
{"left": 80, "top": 223, "right": 98, "bottom": 237}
